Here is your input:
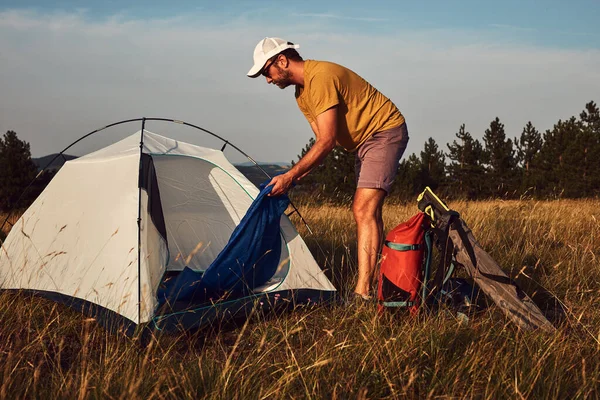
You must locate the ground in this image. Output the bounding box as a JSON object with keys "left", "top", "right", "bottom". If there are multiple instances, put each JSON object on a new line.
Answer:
{"left": 0, "top": 199, "right": 599, "bottom": 399}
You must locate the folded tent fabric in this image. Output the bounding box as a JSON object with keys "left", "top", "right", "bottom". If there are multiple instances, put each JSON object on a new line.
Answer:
{"left": 159, "top": 183, "right": 289, "bottom": 305}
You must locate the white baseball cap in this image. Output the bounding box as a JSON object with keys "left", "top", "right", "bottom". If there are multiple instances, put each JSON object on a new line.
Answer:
{"left": 247, "top": 37, "right": 300, "bottom": 78}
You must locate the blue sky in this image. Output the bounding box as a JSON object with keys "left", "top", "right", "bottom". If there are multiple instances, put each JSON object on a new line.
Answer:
{"left": 4, "top": 0, "right": 599, "bottom": 48}
{"left": 0, "top": 1, "right": 598, "bottom": 162}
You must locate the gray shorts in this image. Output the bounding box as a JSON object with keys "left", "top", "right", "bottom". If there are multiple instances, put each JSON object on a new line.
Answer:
{"left": 355, "top": 123, "right": 409, "bottom": 194}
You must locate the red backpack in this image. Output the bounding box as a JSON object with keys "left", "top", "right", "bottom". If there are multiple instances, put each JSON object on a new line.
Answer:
{"left": 377, "top": 212, "right": 431, "bottom": 314}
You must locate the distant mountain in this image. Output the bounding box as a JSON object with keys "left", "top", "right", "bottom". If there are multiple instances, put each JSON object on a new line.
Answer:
{"left": 235, "top": 161, "right": 291, "bottom": 168}
{"left": 234, "top": 164, "right": 289, "bottom": 187}
{"left": 32, "top": 154, "right": 78, "bottom": 171}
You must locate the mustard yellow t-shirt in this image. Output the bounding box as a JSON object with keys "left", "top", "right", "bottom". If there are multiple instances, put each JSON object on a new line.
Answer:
{"left": 295, "top": 60, "right": 405, "bottom": 152}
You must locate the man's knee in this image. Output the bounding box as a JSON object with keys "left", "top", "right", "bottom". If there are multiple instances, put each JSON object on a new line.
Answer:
{"left": 352, "top": 189, "right": 385, "bottom": 223}
{"left": 352, "top": 201, "right": 371, "bottom": 224}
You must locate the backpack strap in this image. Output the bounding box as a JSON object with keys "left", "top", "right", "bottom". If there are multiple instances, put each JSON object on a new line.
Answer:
{"left": 382, "top": 300, "right": 416, "bottom": 307}
{"left": 421, "top": 229, "right": 434, "bottom": 302}
{"left": 384, "top": 241, "right": 422, "bottom": 251}
{"left": 425, "top": 212, "right": 459, "bottom": 304}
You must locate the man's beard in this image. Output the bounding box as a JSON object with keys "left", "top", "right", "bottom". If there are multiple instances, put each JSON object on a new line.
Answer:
{"left": 271, "top": 66, "right": 293, "bottom": 89}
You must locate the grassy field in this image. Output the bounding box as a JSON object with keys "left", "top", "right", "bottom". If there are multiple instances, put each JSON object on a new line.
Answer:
{"left": 0, "top": 212, "right": 18, "bottom": 241}
{"left": 0, "top": 199, "right": 599, "bottom": 399}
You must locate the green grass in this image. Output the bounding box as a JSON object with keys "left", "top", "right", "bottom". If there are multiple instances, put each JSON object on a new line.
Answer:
{"left": 1, "top": 199, "right": 599, "bottom": 399}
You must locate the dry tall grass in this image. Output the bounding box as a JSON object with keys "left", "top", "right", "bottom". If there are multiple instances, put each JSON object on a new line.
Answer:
{"left": 1, "top": 199, "right": 599, "bottom": 399}
{"left": 0, "top": 212, "right": 18, "bottom": 239}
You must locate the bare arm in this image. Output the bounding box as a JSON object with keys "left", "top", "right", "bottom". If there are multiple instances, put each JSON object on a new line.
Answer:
{"left": 267, "top": 106, "right": 338, "bottom": 196}
{"left": 290, "top": 107, "right": 337, "bottom": 180}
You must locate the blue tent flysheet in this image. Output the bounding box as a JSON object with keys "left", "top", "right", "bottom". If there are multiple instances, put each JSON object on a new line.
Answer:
{"left": 158, "top": 184, "right": 290, "bottom": 305}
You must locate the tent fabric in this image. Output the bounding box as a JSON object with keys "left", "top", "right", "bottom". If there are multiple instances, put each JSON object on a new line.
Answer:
{"left": 151, "top": 155, "right": 262, "bottom": 272}
{"left": 158, "top": 184, "right": 289, "bottom": 305}
{"left": 153, "top": 288, "right": 335, "bottom": 331}
{"left": 140, "top": 154, "right": 168, "bottom": 243}
{"left": 0, "top": 153, "right": 145, "bottom": 323}
{"left": 140, "top": 189, "right": 170, "bottom": 321}
{"left": 0, "top": 129, "right": 336, "bottom": 326}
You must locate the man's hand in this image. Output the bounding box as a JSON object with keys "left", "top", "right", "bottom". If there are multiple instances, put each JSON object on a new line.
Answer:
{"left": 267, "top": 172, "right": 295, "bottom": 196}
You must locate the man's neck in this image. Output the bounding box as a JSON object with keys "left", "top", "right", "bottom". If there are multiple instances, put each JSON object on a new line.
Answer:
{"left": 291, "top": 60, "right": 305, "bottom": 87}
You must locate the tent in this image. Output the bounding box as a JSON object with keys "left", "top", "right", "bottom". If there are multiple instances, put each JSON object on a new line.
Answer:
{"left": 0, "top": 125, "right": 336, "bottom": 331}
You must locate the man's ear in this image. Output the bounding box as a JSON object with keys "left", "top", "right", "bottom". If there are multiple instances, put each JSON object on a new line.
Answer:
{"left": 279, "top": 54, "right": 289, "bottom": 68}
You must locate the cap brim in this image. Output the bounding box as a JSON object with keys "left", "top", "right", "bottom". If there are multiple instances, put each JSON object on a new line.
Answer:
{"left": 247, "top": 62, "right": 265, "bottom": 78}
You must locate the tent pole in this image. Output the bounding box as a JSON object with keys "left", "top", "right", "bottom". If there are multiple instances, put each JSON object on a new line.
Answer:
{"left": 0, "top": 117, "right": 312, "bottom": 238}
{"left": 0, "top": 116, "right": 318, "bottom": 261}
{"left": 137, "top": 118, "right": 146, "bottom": 326}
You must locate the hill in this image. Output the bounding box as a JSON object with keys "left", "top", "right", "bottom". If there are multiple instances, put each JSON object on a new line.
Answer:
{"left": 32, "top": 154, "right": 78, "bottom": 171}
{"left": 235, "top": 161, "right": 290, "bottom": 168}
{"left": 234, "top": 164, "right": 289, "bottom": 187}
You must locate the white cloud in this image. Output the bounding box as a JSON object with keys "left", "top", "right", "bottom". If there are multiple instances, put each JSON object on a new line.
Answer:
{"left": 0, "top": 9, "right": 598, "bottom": 166}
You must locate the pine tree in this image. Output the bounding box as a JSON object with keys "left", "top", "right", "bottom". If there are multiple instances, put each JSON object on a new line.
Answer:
{"left": 534, "top": 102, "right": 600, "bottom": 198}
{"left": 320, "top": 146, "right": 356, "bottom": 200}
{"left": 560, "top": 117, "right": 594, "bottom": 197}
{"left": 580, "top": 101, "right": 600, "bottom": 132}
{"left": 515, "top": 122, "right": 542, "bottom": 172}
{"left": 290, "top": 138, "right": 355, "bottom": 201}
{"left": 578, "top": 101, "right": 600, "bottom": 196}
{"left": 482, "top": 117, "right": 517, "bottom": 197}
{"left": 557, "top": 102, "right": 600, "bottom": 197}
{"left": 291, "top": 137, "right": 317, "bottom": 186}
{"left": 390, "top": 153, "right": 422, "bottom": 200}
{"left": 446, "top": 124, "right": 485, "bottom": 199}
{"left": 514, "top": 121, "right": 542, "bottom": 193}
{"left": 0, "top": 131, "right": 38, "bottom": 211}
{"left": 418, "top": 137, "right": 446, "bottom": 191}
{"left": 535, "top": 118, "right": 577, "bottom": 197}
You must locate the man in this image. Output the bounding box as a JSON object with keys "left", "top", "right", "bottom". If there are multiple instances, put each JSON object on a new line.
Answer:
{"left": 247, "top": 37, "right": 409, "bottom": 301}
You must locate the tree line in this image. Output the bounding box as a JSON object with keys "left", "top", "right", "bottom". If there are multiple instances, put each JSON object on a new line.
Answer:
{"left": 292, "top": 100, "right": 600, "bottom": 202}
{"left": 1, "top": 100, "right": 598, "bottom": 214}
{"left": 0, "top": 130, "right": 41, "bottom": 212}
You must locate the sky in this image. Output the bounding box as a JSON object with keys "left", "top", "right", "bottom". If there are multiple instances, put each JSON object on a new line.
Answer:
{"left": 0, "top": 1, "right": 599, "bottom": 163}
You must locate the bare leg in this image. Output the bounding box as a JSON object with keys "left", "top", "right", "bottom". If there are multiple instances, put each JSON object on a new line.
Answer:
{"left": 352, "top": 188, "right": 386, "bottom": 297}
